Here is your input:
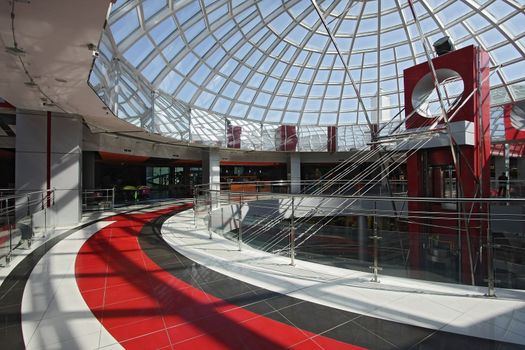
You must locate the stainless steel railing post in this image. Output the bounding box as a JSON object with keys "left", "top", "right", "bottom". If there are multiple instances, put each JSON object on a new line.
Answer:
{"left": 369, "top": 216, "right": 382, "bottom": 283}
{"left": 6, "top": 199, "right": 11, "bottom": 266}
{"left": 238, "top": 195, "right": 243, "bottom": 252}
{"left": 193, "top": 195, "right": 197, "bottom": 228}
{"left": 207, "top": 190, "right": 212, "bottom": 240}
{"left": 485, "top": 206, "right": 496, "bottom": 297}
{"left": 43, "top": 193, "right": 47, "bottom": 240}
{"left": 290, "top": 196, "right": 295, "bottom": 266}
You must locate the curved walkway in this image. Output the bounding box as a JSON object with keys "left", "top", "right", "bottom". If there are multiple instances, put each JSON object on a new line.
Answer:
{"left": 0, "top": 201, "right": 524, "bottom": 349}
{"left": 161, "top": 208, "right": 525, "bottom": 349}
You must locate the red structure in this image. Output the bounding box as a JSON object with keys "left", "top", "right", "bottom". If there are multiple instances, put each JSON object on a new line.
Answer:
{"left": 403, "top": 45, "right": 491, "bottom": 284}
{"left": 276, "top": 125, "right": 297, "bottom": 151}
{"left": 327, "top": 126, "right": 337, "bottom": 152}
{"left": 504, "top": 103, "right": 525, "bottom": 142}
{"left": 227, "top": 125, "right": 242, "bottom": 148}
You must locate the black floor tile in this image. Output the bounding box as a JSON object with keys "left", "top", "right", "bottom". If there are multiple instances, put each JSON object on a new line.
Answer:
{"left": 263, "top": 293, "right": 305, "bottom": 311}
{"left": 243, "top": 299, "right": 280, "bottom": 316}
{"left": 353, "top": 315, "right": 434, "bottom": 349}
{"left": 141, "top": 245, "right": 177, "bottom": 259}
{"left": 0, "top": 323, "right": 24, "bottom": 350}
{"left": 188, "top": 266, "right": 230, "bottom": 286}
{"left": 0, "top": 303, "right": 21, "bottom": 329}
{"left": 275, "top": 301, "right": 359, "bottom": 334}
{"left": 201, "top": 277, "right": 257, "bottom": 300}
{"left": 325, "top": 320, "right": 397, "bottom": 349}
{"left": 259, "top": 309, "right": 294, "bottom": 327}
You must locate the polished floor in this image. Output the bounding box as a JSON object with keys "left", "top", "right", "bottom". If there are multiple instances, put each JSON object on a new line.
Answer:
{"left": 1, "top": 202, "right": 524, "bottom": 349}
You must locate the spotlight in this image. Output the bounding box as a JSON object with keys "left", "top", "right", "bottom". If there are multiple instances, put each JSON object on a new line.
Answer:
{"left": 87, "top": 43, "right": 99, "bottom": 57}
{"left": 433, "top": 36, "right": 455, "bottom": 56}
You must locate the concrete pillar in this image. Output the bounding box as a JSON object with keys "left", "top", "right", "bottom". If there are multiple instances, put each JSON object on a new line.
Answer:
{"left": 16, "top": 110, "right": 82, "bottom": 227}
{"left": 288, "top": 153, "right": 301, "bottom": 194}
{"left": 82, "top": 151, "right": 96, "bottom": 190}
{"left": 202, "top": 148, "right": 220, "bottom": 188}
{"left": 202, "top": 148, "right": 221, "bottom": 207}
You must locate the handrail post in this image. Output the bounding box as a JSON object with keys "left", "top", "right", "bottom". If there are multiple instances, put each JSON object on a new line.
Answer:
{"left": 207, "top": 190, "right": 212, "bottom": 240}
{"left": 238, "top": 194, "right": 243, "bottom": 251}
{"left": 290, "top": 196, "right": 295, "bottom": 266}
{"left": 369, "top": 215, "right": 382, "bottom": 283}
{"left": 43, "top": 195, "right": 47, "bottom": 240}
{"left": 193, "top": 195, "right": 197, "bottom": 228}
{"left": 6, "top": 199, "right": 11, "bottom": 266}
{"left": 485, "top": 206, "right": 496, "bottom": 297}
{"left": 111, "top": 187, "right": 115, "bottom": 210}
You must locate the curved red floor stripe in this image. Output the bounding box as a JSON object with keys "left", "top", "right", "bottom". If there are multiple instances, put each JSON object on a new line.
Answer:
{"left": 75, "top": 207, "right": 364, "bottom": 350}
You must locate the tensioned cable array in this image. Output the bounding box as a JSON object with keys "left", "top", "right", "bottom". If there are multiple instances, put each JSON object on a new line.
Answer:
{"left": 240, "top": 66, "right": 499, "bottom": 259}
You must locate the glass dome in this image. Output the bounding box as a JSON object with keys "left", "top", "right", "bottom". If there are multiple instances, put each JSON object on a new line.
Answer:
{"left": 88, "top": 0, "right": 525, "bottom": 149}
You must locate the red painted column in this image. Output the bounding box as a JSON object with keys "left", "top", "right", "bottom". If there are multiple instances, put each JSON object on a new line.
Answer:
{"left": 403, "top": 45, "right": 491, "bottom": 284}
{"left": 327, "top": 126, "right": 337, "bottom": 152}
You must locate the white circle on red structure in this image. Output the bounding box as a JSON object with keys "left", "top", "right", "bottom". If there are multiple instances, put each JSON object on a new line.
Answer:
{"left": 411, "top": 68, "right": 464, "bottom": 118}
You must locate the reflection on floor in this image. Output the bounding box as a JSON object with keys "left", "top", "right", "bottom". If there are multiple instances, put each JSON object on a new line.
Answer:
{"left": 0, "top": 201, "right": 524, "bottom": 349}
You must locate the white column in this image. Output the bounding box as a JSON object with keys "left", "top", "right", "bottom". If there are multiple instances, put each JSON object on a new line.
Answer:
{"left": 202, "top": 148, "right": 221, "bottom": 187}
{"left": 288, "top": 153, "right": 301, "bottom": 194}
{"left": 202, "top": 148, "right": 221, "bottom": 207}
{"left": 16, "top": 110, "right": 82, "bottom": 227}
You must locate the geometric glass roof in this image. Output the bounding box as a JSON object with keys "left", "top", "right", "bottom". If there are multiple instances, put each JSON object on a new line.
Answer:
{"left": 89, "top": 0, "right": 525, "bottom": 148}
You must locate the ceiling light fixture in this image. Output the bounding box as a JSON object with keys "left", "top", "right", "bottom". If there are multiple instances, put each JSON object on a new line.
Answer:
{"left": 433, "top": 36, "right": 455, "bottom": 56}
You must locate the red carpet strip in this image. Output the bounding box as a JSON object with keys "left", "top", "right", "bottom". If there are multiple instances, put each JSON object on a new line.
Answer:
{"left": 75, "top": 206, "right": 364, "bottom": 350}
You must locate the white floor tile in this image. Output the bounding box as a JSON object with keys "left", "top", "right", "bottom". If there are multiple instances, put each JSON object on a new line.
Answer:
{"left": 22, "top": 221, "right": 116, "bottom": 348}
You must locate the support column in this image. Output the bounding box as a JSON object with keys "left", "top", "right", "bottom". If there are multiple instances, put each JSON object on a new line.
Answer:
{"left": 202, "top": 148, "right": 221, "bottom": 206}
{"left": 16, "top": 110, "right": 82, "bottom": 226}
{"left": 82, "top": 151, "right": 96, "bottom": 190}
{"left": 288, "top": 153, "right": 301, "bottom": 194}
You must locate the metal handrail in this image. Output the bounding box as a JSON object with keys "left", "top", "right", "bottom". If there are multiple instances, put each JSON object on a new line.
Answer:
{"left": 82, "top": 188, "right": 115, "bottom": 211}
{"left": 196, "top": 182, "right": 525, "bottom": 294}
{"left": 196, "top": 181, "right": 525, "bottom": 204}
{"left": 1, "top": 189, "right": 56, "bottom": 267}
{"left": 0, "top": 188, "right": 55, "bottom": 201}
